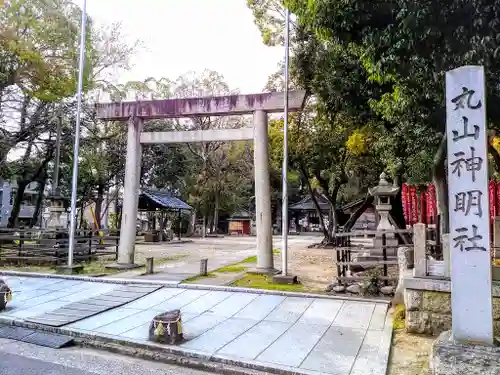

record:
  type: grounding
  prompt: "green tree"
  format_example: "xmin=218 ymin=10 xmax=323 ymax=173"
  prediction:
xmin=286 ymin=0 xmax=500 ymax=233
xmin=115 ymin=71 xmax=255 ymax=233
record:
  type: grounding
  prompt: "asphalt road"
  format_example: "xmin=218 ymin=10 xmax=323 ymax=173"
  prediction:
xmin=0 ymin=352 xmax=95 ymax=375
xmin=0 ymin=339 xmax=214 ymax=375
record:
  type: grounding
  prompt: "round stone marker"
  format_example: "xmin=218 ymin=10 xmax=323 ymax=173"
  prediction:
xmin=0 ymin=280 xmax=12 ymax=311
xmin=149 ymin=309 xmax=183 ymax=345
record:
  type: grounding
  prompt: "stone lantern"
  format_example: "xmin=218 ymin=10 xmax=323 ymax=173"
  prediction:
xmin=46 ymin=188 xmax=68 ymax=229
xmin=369 ymin=172 xmax=400 ymax=254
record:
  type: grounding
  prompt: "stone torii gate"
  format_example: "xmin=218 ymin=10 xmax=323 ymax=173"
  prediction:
xmin=96 ymin=90 xmax=306 ymax=272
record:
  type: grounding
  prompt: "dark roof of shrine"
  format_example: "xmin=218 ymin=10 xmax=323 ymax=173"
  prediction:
xmin=138 ymin=189 xmax=192 ymax=211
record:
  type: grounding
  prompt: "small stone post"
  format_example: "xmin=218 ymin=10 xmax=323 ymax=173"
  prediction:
xmin=145 ymin=257 xmax=154 ymax=275
xmin=413 ymin=223 xmax=427 ymax=277
xmin=200 ymin=258 xmax=208 ymax=276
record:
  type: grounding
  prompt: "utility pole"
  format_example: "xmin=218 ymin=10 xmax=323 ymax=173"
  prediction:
xmin=66 ymin=0 xmax=87 ymax=272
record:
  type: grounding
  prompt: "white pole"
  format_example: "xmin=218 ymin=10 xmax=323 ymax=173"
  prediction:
xmin=67 ymin=0 xmax=87 ymax=267
xmin=281 ymin=8 xmax=290 ymax=276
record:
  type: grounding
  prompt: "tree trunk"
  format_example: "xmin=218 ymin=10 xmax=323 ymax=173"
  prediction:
xmin=213 ymin=191 xmax=219 ymax=234
xmin=327 ymin=183 xmax=342 ymax=235
xmin=8 ymin=180 xmax=28 ymax=228
xmin=8 ymin=137 xmax=53 ymax=228
xmin=95 ymin=184 xmax=105 ymax=229
xmin=433 ymin=134 xmax=449 ymax=234
xmin=31 ymin=179 xmax=46 ymax=228
xmin=299 ymin=163 xmax=330 ymax=241
xmin=79 ymin=203 xmax=85 ymax=228
xmin=344 ymin=194 xmax=374 ymax=232
xmin=187 ymin=211 xmax=196 ymax=236
xmin=315 ymin=171 xmax=343 ymax=238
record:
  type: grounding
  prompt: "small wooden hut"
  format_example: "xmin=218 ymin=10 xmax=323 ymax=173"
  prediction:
xmin=227 ymin=209 xmax=253 ymax=236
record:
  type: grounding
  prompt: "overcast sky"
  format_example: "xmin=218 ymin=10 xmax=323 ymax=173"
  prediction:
xmin=73 ymin=0 xmax=284 ymax=93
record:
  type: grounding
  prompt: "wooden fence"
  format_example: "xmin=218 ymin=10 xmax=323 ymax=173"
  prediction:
xmin=333 ymin=228 xmax=414 ymax=286
xmin=0 ymin=228 xmax=120 ymax=265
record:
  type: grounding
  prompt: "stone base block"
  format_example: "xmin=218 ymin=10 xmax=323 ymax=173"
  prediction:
xmin=430 ymin=331 xmax=500 ymax=375
xmin=104 ymin=263 xmax=142 ymax=270
xmin=57 ymin=264 xmax=84 ymax=275
xmin=272 ymin=274 xmax=298 ymax=284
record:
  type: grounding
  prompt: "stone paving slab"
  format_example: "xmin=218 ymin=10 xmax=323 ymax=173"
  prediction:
xmin=0 ymin=275 xmax=393 ymax=375
xmin=0 ymin=276 xmax=163 ymax=328
xmin=26 ymin=283 xmax=163 ymax=327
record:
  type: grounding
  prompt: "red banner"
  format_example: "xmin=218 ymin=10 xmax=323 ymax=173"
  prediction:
xmin=490 ymin=181 xmax=497 ymax=223
xmin=409 ymin=185 xmax=419 ymax=225
xmin=427 ymin=184 xmax=436 ymax=224
xmin=496 ymin=182 xmax=500 ymax=217
xmin=402 ymin=184 xmax=410 ymax=225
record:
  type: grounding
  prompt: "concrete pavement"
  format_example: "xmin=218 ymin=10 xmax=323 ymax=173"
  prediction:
xmin=0 ymin=338 xmax=216 ymax=375
xmin=0 ymin=274 xmax=392 ymax=375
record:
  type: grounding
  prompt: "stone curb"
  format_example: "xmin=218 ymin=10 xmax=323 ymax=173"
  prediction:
xmin=0 ymin=316 xmax=318 ymax=375
xmin=0 ymin=270 xmax=390 ymax=304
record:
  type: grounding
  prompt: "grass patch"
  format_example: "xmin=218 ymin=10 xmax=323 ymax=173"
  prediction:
xmin=232 ymin=273 xmax=308 ymax=292
xmin=183 ymin=273 xmax=217 ymax=283
xmin=0 ymin=265 xmax=57 ymax=274
xmin=77 ymin=261 xmax=120 ymax=276
xmin=240 ymin=255 xmax=257 ymax=263
xmin=392 ymin=304 xmax=406 ymax=329
xmin=238 ymin=250 xmax=279 ymax=265
xmin=0 ymin=261 xmax=119 ymax=276
xmin=214 ymin=265 xmax=247 ymax=273
xmin=0 ymin=254 xmax=187 ymax=277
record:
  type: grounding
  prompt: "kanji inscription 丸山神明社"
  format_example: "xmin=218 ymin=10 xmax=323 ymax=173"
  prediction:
xmin=445 ymin=65 xmax=493 ymax=345
xmin=449 ymin=90 xmax=486 ymax=251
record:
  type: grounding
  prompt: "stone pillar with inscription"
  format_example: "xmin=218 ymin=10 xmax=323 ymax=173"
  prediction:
xmin=430 ymin=66 xmax=499 ymax=375
xmin=446 ymin=66 xmax=493 ymax=345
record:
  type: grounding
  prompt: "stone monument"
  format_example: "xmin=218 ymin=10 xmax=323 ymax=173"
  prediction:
xmin=46 ymin=188 xmax=67 ymax=229
xmin=430 ymin=66 xmax=499 ymax=374
xmin=369 ymin=172 xmax=400 ymax=255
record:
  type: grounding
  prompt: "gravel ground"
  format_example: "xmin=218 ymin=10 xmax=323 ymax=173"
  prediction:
xmin=387 ymin=330 xmax=434 ymax=375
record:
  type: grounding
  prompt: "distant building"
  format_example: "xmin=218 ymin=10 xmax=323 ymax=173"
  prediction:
xmin=228 ymin=209 xmax=254 ymax=236
xmin=0 ymin=180 xmax=41 ymax=227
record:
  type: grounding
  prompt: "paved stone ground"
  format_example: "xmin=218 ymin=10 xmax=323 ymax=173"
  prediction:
xmin=0 ymin=276 xmax=392 ymax=375
xmin=112 ymin=235 xmax=321 ymax=282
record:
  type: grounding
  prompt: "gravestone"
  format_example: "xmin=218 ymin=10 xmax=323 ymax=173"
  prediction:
xmin=446 ymin=65 xmax=493 ymax=345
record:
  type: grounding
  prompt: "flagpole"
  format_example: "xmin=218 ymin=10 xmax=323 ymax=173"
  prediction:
xmin=281 ymin=7 xmax=290 ymax=276
xmin=67 ymin=0 xmax=87 ymax=267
